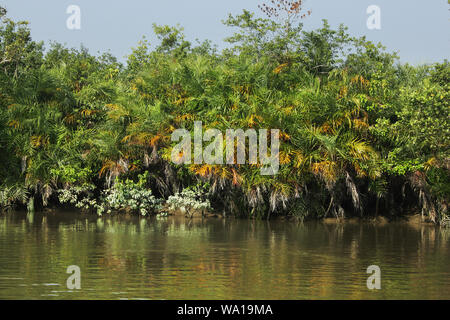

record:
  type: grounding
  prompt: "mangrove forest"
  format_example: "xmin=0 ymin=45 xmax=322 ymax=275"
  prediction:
xmin=0 ymin=3 xmax=449 ymax=224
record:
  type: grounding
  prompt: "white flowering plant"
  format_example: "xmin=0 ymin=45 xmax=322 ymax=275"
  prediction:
xmin=58 ymin=172 xmax=162 ymax=216
xmin=58 ymin=183 xmax=98 ymax=212
xmin=167 ymin=183 xmax=211 ymax=218
xmin=97 ymin=172 xmax=162 ymax=216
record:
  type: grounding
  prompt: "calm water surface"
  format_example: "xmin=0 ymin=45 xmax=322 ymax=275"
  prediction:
xmin=0 ymin=211 xmax=449 ymax=300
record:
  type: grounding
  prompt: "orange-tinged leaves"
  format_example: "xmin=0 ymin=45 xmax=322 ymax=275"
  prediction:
xmin=339 ymin=86 xmax=348 ymax=98
xmin=192 ymin=164 xmax=213 ymax=177
xmin=149 ymin=134 xmax=162 ymax=147
xmin=30 ymin=135 xmax=48 ymax=148
xmin=293 ymin=151 xmax=305 ymax=169
xmin=175 ymin=113 xmax=194 ymax=122
xmin=231 ymin=168 xmax=242 ymax=186
xmin=64 ymin=114 xmax=76 ymax=125
xmin=351 ymin=75 xmax=369 ymax=88
xmin=81 ymin=109 xmax=98 ymax=117
xmin=121 ymin=135 xmax=133 ymax=143
xmin=353 ymin=118 xmax=369 ymax=130
xmin=215 ymin=166 xmax=230 ymax=179
xmin=311 ymin=161 xmax=338 ymax=182
xmin=279 ymin=131 xmax=291 ymax=141
xmin=8 ymin=120 xmax=20 ymax=129
xmin=247 ymin=114 xmax=263 ymax=128
xmin=174 ymin=97 xmax=191 ymax=106
xmin=99 ymin=160 xmax=127 ymax=178
xmin=279 ymin=151 xmax=291 ymax=165
xmin=273 ymin=63 xmax=289 ymax=74
xmin=424 ymin=157 xmax=437 ymax=171
xmin=319 ymin=123 xmax=333 ymax=134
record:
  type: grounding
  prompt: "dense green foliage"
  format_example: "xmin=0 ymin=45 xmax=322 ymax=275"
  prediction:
xmin=0 ymin=6 xmax=448 ymax=223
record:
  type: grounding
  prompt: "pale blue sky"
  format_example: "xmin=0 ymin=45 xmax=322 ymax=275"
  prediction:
xmin=1 ymin=0 xmax=449 ymax=64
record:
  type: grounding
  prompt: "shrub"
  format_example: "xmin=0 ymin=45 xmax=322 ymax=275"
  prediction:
xmin=97 ymin=172 xmax=162 ymax=216
xmin=167 ymin=184 xmax=211 ymax=217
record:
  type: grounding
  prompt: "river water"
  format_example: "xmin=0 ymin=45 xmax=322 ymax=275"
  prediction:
xmin=0 ymin=211 xmax=449 ymax=300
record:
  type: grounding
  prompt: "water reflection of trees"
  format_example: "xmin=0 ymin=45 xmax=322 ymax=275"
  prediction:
xmin=0 ymin=212 xmax=449 ymax=299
